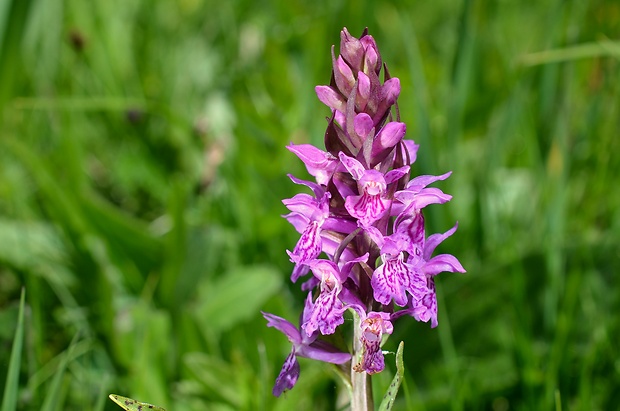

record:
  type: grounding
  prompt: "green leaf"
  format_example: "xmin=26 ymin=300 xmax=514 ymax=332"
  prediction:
xmin=194 ymin=265 xmax=282 ymax=334
xmin=108 ymin=394 xmax=166 ymax=411
xmin=378 ymin=341 xmax=405 ymax=411
xmin=0 ymin=0 xmax=33 ymax=114
xmin=183 ymin=353 xmax=242 ymax=408
xmin=0 ymin=218 xmax=66 ymax=271
xmin=1 ymin=288 xmax=25 ymax=411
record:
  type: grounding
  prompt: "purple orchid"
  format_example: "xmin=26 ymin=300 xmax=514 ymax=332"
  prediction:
xmin=265 ymin=27 xmax=465 ymax=400
xmin=413 ymin=223 xmax=466 ymax=277
xmin=282 ymin=178 xmax=331 ymax=282
xmin=338 ymin=152 xmax=409 ymax=228
xmin=364 ymin=219 xmax=427 ymax=307
xmin=302 ymin=253 xmax=369 ymax=336
xmin=262 ymin=294 xmax=351 ymax=396
xmin=353 ymin=311 xmax=394 ymax=374
xmin=392 ymin=223 xmax=466 ymax=327
xmin=392 ymin=172 xmax=453 ymax=217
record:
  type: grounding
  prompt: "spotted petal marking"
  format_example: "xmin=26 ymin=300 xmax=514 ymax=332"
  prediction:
xmin=345 ymin=192 xmax=390 ymax=227
xmin=371 ymin=253 xmax=411 ymax=306
xmin=302 ymin=287 xmax=345 ymax=336
xmin=412 ymin=278 xmax=439 ymax=328
xmin=272 ymin=350 xmax=300 ymax=397
xmin=287 ymin=221 xmax=322 ymax=282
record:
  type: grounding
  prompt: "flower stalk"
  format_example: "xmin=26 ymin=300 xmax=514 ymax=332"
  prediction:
xmin=351 ymin=311 xmax=373 ymax=411
xmin=263 ymin=27 xmax=465 ymax=408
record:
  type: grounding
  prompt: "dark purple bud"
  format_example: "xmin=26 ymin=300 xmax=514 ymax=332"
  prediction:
xmin=372 ymin=77 xmax=401 ymax=124
xmin=339 ymin=27 xmax=364 ymax=72
xmin=356 ymin=71 xmax=371 ymax=111
xmin=315 ymin=85 xmax=346 ymax=114
xmin=360 ymin=35 xmax=381 ymax=75
xmin=371 ymin=121 xmax=406 ymax=166
xmin=353 ymin=113 xmax=374 ymax=141
xmin=332 ymin=51 xmax=355 ymax=97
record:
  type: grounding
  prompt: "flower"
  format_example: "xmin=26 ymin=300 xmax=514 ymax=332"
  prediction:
xmin=338 ymin=152 xmax=409 ymax=227
xmin=262 ymin=294 xmax=351 ymax=396
xmin=392 ymin=223 xmax=466 ymax=327
xmin=392 ymin=172 xmax=453 ymax=217
xmin=353 ymin=311 xmax=393 ymax=374
xmin=364 ymin=220 xmax=427 ymax=307
xmin=302 ymin=253 xmax=368 ymax=336
xmin=282 ymin=179 xmax=331 ymax=282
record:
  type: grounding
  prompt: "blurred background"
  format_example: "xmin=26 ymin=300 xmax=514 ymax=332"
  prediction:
xmin=1 ymin=0 xmax=619 ymax=410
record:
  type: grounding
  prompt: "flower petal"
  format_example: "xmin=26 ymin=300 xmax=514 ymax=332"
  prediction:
xmin=394 ymin=212 xmax=425 ymax=255
xmin=340 ymin=27 xmax=364 ymax=71
xmin=354 ymin=312 xmax=393 ymax=374
xmin=338 ymin=152 xmax=366 ymax=181
xmin=282 ymin=193 xmax=324 ymax=221
xmin=290 ymin=263 xmax=310 ymax=283
xmin=287 ymin=143 xmax=338 ymax=186
xmin=262 ymin=312 xmax=302 ymax=345
xmin=273 ymin=350 xmax=300 ymax=397
xmin=356 ymin=338 xmax=385 ymax=374
xmin=384 ymin=165 xmax=410 ymax=185
xmin=287 ymin=174 xmax=326 ymax=199
xmin=302 ymin=288 xmax=345 ymax=336
xmin=288 ymin=221 xmax=322 ymax=264
xmin=423 ymin=254 xmax=466 ymax=276
xmin=345 ymin=193 xmax=390 ymax=227
xmin=405 ymin=172 xmax=452 ymax=193
xmin=361 ymin=35 xmax=380 ymax=74
xmin=395 ymin=187 xmax=452 ymax=211
xmin=299 ymin=340 xmax=351 ymax=364
xmin=415 ymin=300 xmax=437 ymax=328
xmin=423 ymin=222 xmax=458 ymax=260
xmin=371 ymin=254 xmax=411 ymax=306
xmin=381 ymin=77 xmax=400 ymax=106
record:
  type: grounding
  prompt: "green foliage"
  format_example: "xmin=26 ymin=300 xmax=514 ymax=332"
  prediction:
xmin=1 ymin=0 xmax=619 ymax=410
xmin=378 ymin=341 xmax=405 ymax=411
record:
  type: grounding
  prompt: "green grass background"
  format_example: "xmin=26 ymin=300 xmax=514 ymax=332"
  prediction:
xmin=1 ymin=0 xmax=619 ymax=410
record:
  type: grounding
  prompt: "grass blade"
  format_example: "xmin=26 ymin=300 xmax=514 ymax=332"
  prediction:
xmin=1 ymin=288 xmax=26 ymax=411
xmin=39 ymin=333 xmax=80 ymax=411
xmin=519 ymin=39 xmax=620 ymax=66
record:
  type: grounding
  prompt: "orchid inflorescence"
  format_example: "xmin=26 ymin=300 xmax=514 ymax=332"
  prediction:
xmin=262 ymin=27 xmax=465 ymax=397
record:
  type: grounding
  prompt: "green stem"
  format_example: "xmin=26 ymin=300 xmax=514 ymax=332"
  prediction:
xmin=351 ymin=312 xmax=373 ymax=411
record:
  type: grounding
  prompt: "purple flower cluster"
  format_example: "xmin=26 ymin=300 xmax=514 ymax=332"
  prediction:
xmin=263 ymin=27 xmax=465 ymax=397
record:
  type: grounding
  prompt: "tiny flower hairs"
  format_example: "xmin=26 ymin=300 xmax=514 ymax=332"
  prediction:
xmin=263 ymin=27 xmax=465 ymax=405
